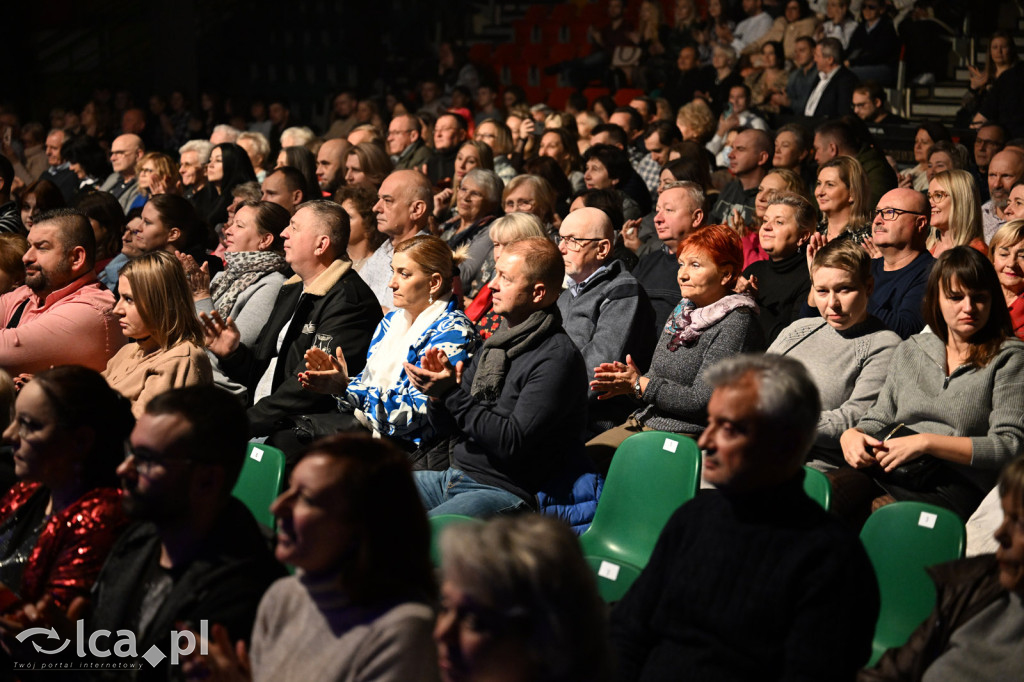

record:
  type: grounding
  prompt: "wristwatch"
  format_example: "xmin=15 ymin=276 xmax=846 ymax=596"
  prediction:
xmin=633 ymin=375 xmax=643 ymax=400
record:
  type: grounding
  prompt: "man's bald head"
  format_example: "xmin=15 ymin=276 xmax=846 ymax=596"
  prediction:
xmin=558 ymin=207 xmax=614 ymax=283
xmin=374 ymin=169 xmax=433 ymax=239
xmin=316 ymin=138 xmax=351 ymax=193
xmin=988 ymin=149 xmax=1024 ymax=211
xmin=872 ymin=188 xmax=930 ymax=251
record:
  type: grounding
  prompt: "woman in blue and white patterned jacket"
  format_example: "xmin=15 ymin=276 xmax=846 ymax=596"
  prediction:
xmin=300 ymin=235 xmax=479 ymax=465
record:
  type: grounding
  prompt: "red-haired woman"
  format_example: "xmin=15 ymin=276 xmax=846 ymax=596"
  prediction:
xmin=586 ymin=224 xmax=765 ymax=470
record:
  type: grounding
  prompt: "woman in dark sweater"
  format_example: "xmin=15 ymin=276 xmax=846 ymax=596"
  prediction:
xmin=739 ymin=190 xmax=815 ymax=344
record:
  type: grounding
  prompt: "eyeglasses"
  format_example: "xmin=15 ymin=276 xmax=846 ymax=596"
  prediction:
xmin=557 ymin=235 xmax=604 ymax=251
xmin=476 ymin=132 xmax=497 ymax=141
xmin=124 ymin=442 xmax=193 ymax=475
xmin=927 ymin=191 xmax=949 ymax=202
xmin=504 ymin=198 xmax=535 ymax=212
xmin=138 ymin=167 xmax=157 ymax=175
xmin=873 ymin=208 xmax=927 ymax=221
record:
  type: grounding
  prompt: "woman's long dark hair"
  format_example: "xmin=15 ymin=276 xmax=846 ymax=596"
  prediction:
xmin=922 ymin=246 xmax=1013 ymax=367
xmin=33 ymin=365 xmax=134 ymax=489
xmin=203 ymin=143 xmax=257 ymax=227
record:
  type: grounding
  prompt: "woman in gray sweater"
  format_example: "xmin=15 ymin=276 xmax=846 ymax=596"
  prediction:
xmin=769 ymin=239 xmax=900 ymax=465
xmin=839 ymin=247 xmax=1024 ymax=521
xmin=587 ymin=224 xmax=764 ymax=471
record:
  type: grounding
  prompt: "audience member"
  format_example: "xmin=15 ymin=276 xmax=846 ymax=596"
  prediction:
xmin=202 ymin=201 xmax=381 ymax=450
xmin=838 ymin=247 xmax=1024 ymax=523
xmin=103 ymin=251 xmax=212 ymax=417
xmin=587 ymin=225 xmax=764 ymax=472
xmin=335 ymin=184 xmax=386 ymax=273
xmin=814 ymin=156 xmax=873 ymax=244
xmin=982 ymin=148 xmax=1024 ymax=243
xmin=42 ymin=129 xmax=78 ymax=202
xmin=865 ymin=188 xmax=935 ymax=338
xmin=928 ymin=169 xmax=987 ymax=257
xmin=194 ymin=142 xmax=258 ymax=229
xmin=989 ymin=219 xmax=1024 ymax=340
xmin=261 ymin=167 xmax=309 ymax=215
xmin=314 ymin=138 xmax=350 ymax=196
xmin=710 ymin=128 xmax=772 ymax=226
xmin=741 ymin=191 xmax=815 ymax=344
xmin=784 ymin=36 xmax=819 ymax=115
xmin=98 ymin=134 xmax=144 ymax=212
xmin=439 ymin=168 xmax=503 ymax=300
xmin=72 ymin=189 xmax=126 ymax=289
xmin=236 ymin=131 xmax=271 ymax=183
xmin=0 ymin=209 xmax=122 ymax=374
xmin=129 ymin=151 xmax=180 ymax=210
xmin=899 ymin=122 xmax=951 ymax=193
xmin=0 ymin=234 xmax=27 ymax=295
xmin=300 ymin=235 xmax=477 ymax=467
xmin=852 ymin=82 xmax=907 ymax=126
xmin=557 ymin=208 xmax=655 ymax=437
xmin=426 ymin=113 xmax=468 ymax=187
xmin=406 ymin=238 xmax=588 ymax=517
xmin=769 ymin=239 xmax=899 ymax=464
xmin=179 ymin=139 xmax=212 ymax=200
xmin=0 ymin=366 xmax=131 ymax=622
xmin=388 ymin=114 xmax=432 ymax=172
xmin=436 ymin=515 xmax=609 ymax=682
xmin=188 ymin=434 xmax=439 ymax=682
xmin=611 ymin=353 xmax=879 ymax=680
xmin=804 ymin=37 xmax=858 ymax=119
xmin=344 ymin=142 xmax=393 ymax=192
xmin=813 ymin=119 xmax=897 ymax=207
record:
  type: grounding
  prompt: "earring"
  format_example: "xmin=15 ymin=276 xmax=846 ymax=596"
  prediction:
xmin=429 ymin=294 xmax=434 ymax=304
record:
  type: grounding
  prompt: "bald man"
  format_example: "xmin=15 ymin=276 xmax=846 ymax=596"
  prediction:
xmin=557 ymin=207 xmax=656 ymax=437
xmin=316 ymin=138 xmax=350 ymax=195
xmin=867 ymin=188 xmax=935 ymax=338
xmin=99 ymin=133 xmax=145 ymax=212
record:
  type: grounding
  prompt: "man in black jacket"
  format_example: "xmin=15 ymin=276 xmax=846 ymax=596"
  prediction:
xmin=406 ymin=237 xmax=589 ymax=517
xmin=202 ymin=200 xmax=382 ymax=449
xmin=804 ymin=38 xmax=859 ymax=119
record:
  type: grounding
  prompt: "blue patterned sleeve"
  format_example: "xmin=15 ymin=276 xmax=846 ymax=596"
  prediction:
xmin=346 ymin=309 xmax=480 ymax=444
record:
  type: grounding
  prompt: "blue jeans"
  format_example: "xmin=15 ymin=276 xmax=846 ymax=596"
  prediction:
xmin=414 ymin=468 xmax=527 ymax=518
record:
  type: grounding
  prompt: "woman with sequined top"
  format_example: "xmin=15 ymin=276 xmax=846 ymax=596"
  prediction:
xmin=0 ymin=366 xmax=133 ymax=616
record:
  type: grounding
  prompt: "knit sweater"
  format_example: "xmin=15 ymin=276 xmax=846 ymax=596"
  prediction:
xmin=249 ymin=575 xmax=438 ymax=682
xmin=743 ymin=250 xmax=811 ymax=345
xmin=611 ymin=474 xmax=879 ymax=681
xmin=857 ymin=333 xmax=1024 ymax=494
xmin=635 ymin=306 xmax=764 ymax=434
xmin=768 ymin=316 xmax=899 ymax=456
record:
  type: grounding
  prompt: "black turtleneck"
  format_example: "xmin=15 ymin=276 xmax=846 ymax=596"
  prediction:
xmin=743 ymin=249 xmax=811 ymax=345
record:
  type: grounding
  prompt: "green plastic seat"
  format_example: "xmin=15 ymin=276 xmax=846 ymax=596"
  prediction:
xmin=231 ymin=442 xmax=286 ymax=530
xmin=429 ymin=514 xmax=480 ymax=567
xmin=802 ymin=466 xmax=832 ymax=510
xmin=860 ymin=501 xmax=965 ymax=666
xmin=579 ymin=431 xmax=701 ymax=602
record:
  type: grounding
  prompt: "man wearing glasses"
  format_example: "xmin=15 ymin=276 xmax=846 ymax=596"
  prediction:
xmin=98 ymin=134 xmax=144 ymax=212
xmin=866 ymin=188 xmax=934 ymax=338
xmin=387 ymin=114 xmax=431 ymax=171
xmin=557 ymin=207 xmax=655 ymax=437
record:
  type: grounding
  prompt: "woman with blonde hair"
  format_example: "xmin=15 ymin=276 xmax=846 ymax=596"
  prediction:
xmin=814 ymin=156 xmax=872 ymax=244
xmin=989 ymin=219 xmax=1024 ymax=339
xmin=745 ymin=168 xmax=809 ymax=268
xmin=502 ymin=174 xmax=557 ymax=228
xmin=928 ymin=169 xmax=986 ymax=257
xmin=474 ymin=119 xmax=516 ymax=182
xmin=130 ymin=152 xmax=181 ymax=210
xmin=676 ymin=98 xmax=716 ymax=143
xmin=300 ymin=235 xmax=478 ymax=465
xmin=103 ymin=250 xmax=212 ymax=417
xmin=344 ymin=142 xmax=393 ymax=191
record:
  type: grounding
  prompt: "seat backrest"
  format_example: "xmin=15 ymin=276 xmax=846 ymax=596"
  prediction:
xmin=860 ymin=501 xmax=966 ymax=664
xmin=231 ymin=443 xmax=286 ymax=529
xmin=580 ymin=431 xmax=701 ymax=569
xmin=429 ymin=514 xmax=481 ymax=567
xmin=802 ymin=466 xmax=832 ymax=511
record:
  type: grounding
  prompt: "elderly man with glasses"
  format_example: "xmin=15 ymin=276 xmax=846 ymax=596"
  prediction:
xmin=556 ymin=207 xmax=655 ymax=437
xmin=98 ymin=134 xmax=144 ymax=212
xmin=864 ymin=187 xmax=935 ymax=338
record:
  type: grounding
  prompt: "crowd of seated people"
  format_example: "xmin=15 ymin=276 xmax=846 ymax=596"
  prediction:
xmin=0 ymin=0 xmax=1022 ymax=677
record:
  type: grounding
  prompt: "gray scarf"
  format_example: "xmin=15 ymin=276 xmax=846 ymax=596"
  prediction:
xmin=211 ymin=250 xmax=288 ymax=319
xmin=470 ymin=306 xmax=560 ymax=400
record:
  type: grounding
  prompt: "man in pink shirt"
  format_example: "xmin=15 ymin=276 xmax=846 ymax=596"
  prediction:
xmin=0 ymin=209 xmax=123 ymax=374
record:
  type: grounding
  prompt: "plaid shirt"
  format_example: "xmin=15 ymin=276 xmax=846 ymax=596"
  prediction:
xmin=629 ymin=146 xmax=661 ymax=200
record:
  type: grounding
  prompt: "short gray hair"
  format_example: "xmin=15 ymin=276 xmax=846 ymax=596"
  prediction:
xmin=210 ymin=124 xmax=241 ymax=143
xmin=237 ymin=131 xmax=270 ymax=161
xmin=662 ymin=180 xmax=705 ymax=211
xmin=179 ymin=139 xmax=213 ymax=165
xmin=462 ymin=168 xmax=504 ymax=213
xmin=280 ymin=126 xmax=316 ymax=148
xmin=704 ymin=353 xmax=821 ymax=460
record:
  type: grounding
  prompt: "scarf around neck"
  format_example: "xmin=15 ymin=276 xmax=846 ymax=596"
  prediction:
xmin=470 ymin=306 xmax=560 ymax=400
xmin=211 ymin=250 xmax=288 ymax=319
xmin=665 ymin=293 xmax=758 ymax=351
